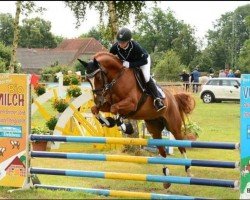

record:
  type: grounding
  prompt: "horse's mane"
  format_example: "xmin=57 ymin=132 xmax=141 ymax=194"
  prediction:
xmin=94 ymin=52 xmax=121 ymax=63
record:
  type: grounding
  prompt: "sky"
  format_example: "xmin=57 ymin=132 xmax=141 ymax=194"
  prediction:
xmin=0 ymin=1 xmax=249 ymax=42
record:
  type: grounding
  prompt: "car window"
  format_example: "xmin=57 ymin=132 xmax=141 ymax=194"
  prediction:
xmin=221 ymin=80 xmax=231 ymax=86
xmin=221 ymin=79 xmax=239 ymax=86
xmin=207 ymin=80 xmax=220 ymax=86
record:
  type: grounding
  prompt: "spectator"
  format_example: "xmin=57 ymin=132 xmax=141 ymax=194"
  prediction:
xmin=191 ymin=67 xmax=200 ymax=93
xmin=224 ymin=67 xmax=229 ymax=77
xmin=179 ymin=69 xmax=190 ymax=91
xmin=209 ymin=67 xmax=215 ymax=77
xmin=227 ymin=70 xmax=235 ymax=78
xmin=234 ymin=70 xmax=241 ymax=78
xmin=219 ymin=69 xmax=226 ymax=77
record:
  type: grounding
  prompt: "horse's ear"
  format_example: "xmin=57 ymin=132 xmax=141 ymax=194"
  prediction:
xmin=93 ymin=58 xmax=99 ymax=67
xmin=77 ymin=59 xmax=88 ymax=68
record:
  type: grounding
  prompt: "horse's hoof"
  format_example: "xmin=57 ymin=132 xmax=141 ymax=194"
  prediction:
xmin=186 ymin=168 xmax=194 ymax=177
xmin=163 ymin=182 xmax=171 ymax=189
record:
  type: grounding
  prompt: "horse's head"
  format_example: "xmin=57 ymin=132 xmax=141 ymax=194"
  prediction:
xmin=78 ymin=52 xmax=124 ymax=109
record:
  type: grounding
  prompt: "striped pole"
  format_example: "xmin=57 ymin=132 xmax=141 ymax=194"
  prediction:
xmin=31 ymin=151 xmax=239 ymax=169
xmin=34 ymin=184 xmax=207 ymax=200
xmin=30 ymin=167 xmax=239 ymax=188
xmin=30 ymin=135 xmax=240 ymax=150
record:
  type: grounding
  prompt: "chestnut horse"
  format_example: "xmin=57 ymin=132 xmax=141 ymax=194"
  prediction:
xmin=79 ymin=52 xmax=195 ymax=188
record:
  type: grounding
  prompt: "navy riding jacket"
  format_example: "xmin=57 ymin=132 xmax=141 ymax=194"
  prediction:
xmin=109 ymin=40 xmax=148 ymax=68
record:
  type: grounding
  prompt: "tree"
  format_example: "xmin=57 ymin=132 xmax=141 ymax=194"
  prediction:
xmin=133 ymin=7 xmax=198 ymax=66
xmin=153 ymin=50 xmax=183 ymax=81
xmin=172 ymin=23 xmax=198 ymax=66
xmin=134 ymin=8 xmax=179 ymax=53
xmin=0 ymin=13 xmax=14 ymax=46
xmin=0 ymin=42 xmax=11 ymax=72
xmin=238 ymin=39 xmax=250 ymax=73
xmin=65 ymin=1 xmax=148 ymax=42
xmin=9 ymin=1 xmax=45 ymax=73
xmin=205 ymin=4 xmax=250 ymax=70
xmin=19 ymin=17 xmax=57 ymax=48
xmin=189 ymin=50 xmax=213 ymax=73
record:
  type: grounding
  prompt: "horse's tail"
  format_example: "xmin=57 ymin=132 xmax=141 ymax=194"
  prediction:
xmin=174 ymin=92 xmax=196 ymax=129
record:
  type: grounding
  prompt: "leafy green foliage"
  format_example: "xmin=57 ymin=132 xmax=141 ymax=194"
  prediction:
xmin=34 ymin=84 xmax=46 ymax=96
xmin=183 ymin=121 xmax=202 ymax=138
xmin=46 ymin=116 xmax=58 ymax=131
xmin=0 ymin=41 xmax=11 ymax=72
xmin=189 ymin=50 xmax=213 ymax=72
xmin=52 ymin=99 xmax=69 ymax=113
xmin=134 ymin=7 xmax=198 ymax=66
xmin=70 ymin=74 xmax=80 ymax=85
xmin=238 ymin=39 xmax=250 ymax=73
xmin=40 ymin=65 xmax=73 ymax=82
xmin=67 ymin=85 xmax=82 ymax=98
xmin=31 ymin=126 xmax=49 ymax=135
xmin=0 ymin=13 xmax=14 ymax=46
xmin=153 ymin=50 xmax=182 ymax=81
xmin=65 ymin=1 xmax=147 ymax=41
xmin=205 ymin=4 xmax=250 ymax=70
xmin=19 ymin=17 xmax=58 ymax=48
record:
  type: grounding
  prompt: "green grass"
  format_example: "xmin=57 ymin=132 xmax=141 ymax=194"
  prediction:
xmin=0 ymin=93 xmax=241 ymax=199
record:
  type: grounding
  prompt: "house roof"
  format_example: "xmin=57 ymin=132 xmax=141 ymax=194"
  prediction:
xmin=5 ymin=156 xmax=25 ymax=170
xmin=17 ymin=37 xmax=108 ymax=70
xmin=17 ymin=48 xmax=76 ymax=69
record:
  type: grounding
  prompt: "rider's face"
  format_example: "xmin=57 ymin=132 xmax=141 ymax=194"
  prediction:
xmin=118 ymin=41 xmax=129 ymax=49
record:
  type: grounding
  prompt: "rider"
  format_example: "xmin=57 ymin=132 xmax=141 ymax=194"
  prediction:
xmin=109 ymin=27 xmax=166 ymax=112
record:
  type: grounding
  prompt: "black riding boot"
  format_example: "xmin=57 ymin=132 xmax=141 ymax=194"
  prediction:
xmin=146 ymin=78 xmax=166 ymax=111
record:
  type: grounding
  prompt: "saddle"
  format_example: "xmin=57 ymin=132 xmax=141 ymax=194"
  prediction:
xmin=132 ymin=68 xmax=165 ymax=99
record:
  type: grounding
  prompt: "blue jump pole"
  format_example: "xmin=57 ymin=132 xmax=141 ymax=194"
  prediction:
xmin=31 ymin=151 xmax=239 ymax=169
xmin=34 ymin=184 xmax=207 ymax=200
xmin=30 ymin=135 xmax=240 ymax=150
xmin=30 ymin=167 xmax=239 ymax=188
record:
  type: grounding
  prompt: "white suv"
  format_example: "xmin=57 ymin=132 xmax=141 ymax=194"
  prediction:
xmin=200 ymin=77 xmax=241 ymax=103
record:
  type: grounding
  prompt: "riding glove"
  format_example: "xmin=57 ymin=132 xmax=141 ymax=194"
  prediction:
xmin=123 ymin=61 xmax=130 ymax=68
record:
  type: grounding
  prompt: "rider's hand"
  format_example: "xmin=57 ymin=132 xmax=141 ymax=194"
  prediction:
xmin=123 ymin=61 xmax=130 ymax=68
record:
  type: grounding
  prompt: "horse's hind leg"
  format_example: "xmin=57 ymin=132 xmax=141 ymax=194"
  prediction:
xmin=170 ymin=126 xmax=193 ymax=177
xmin=145 ymin=118 xmax=171 ymax=189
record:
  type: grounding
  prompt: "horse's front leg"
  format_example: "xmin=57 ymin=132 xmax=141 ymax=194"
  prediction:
xmin=110 ymin=97 xmax=136 ymax=115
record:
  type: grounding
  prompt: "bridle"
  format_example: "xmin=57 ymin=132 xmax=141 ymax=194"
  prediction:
xmin=85 ymin=61 xmax=126 ymax=108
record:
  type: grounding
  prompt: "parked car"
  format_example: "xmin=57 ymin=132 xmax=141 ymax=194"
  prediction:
xmin=200 ymin=77 xmax=241 ymax=103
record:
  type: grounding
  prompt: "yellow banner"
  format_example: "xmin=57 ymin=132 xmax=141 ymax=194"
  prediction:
xmin=0 ymin=74 xmax=30 ymax=188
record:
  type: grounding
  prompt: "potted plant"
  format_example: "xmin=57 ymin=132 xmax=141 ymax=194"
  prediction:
xmin=31 ymin=126 xmax=51 ymax=151
xmin=67 ymin=85 xmax=82 ymax=98
xmin=46 ymin=116 xmax=58 ymax=131
xmin=34 ymin=84 xmax=46 ymax=96
xmin=63 ymin=75 xmax=71 ymax=86
xmin=69 ymin=74 xmax=80 ymax=85
xmin=52 ymin=99 xmax=69 ymax=113
xmin=183 ymin=121 xmax=202 ymax=141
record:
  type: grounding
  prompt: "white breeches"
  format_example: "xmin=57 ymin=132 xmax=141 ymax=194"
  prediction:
xmin=141 ymin=56 xmax=151 ymax=83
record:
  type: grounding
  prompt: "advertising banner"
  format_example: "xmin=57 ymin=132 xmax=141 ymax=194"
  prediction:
xmin=240 ymin=74 xmax=250 ymax=199
xmin=0 ymin=74 xmax=30 ymax=188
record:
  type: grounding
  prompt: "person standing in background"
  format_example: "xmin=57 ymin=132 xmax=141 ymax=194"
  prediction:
xmin=191 ymin=67 xmax=200 ymax=93
xmin=179 ymin=69 xmax=190 ymax=91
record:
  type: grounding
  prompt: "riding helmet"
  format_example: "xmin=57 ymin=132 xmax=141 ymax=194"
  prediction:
xmin=116 ymin=27 xmax=132 ymax=42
